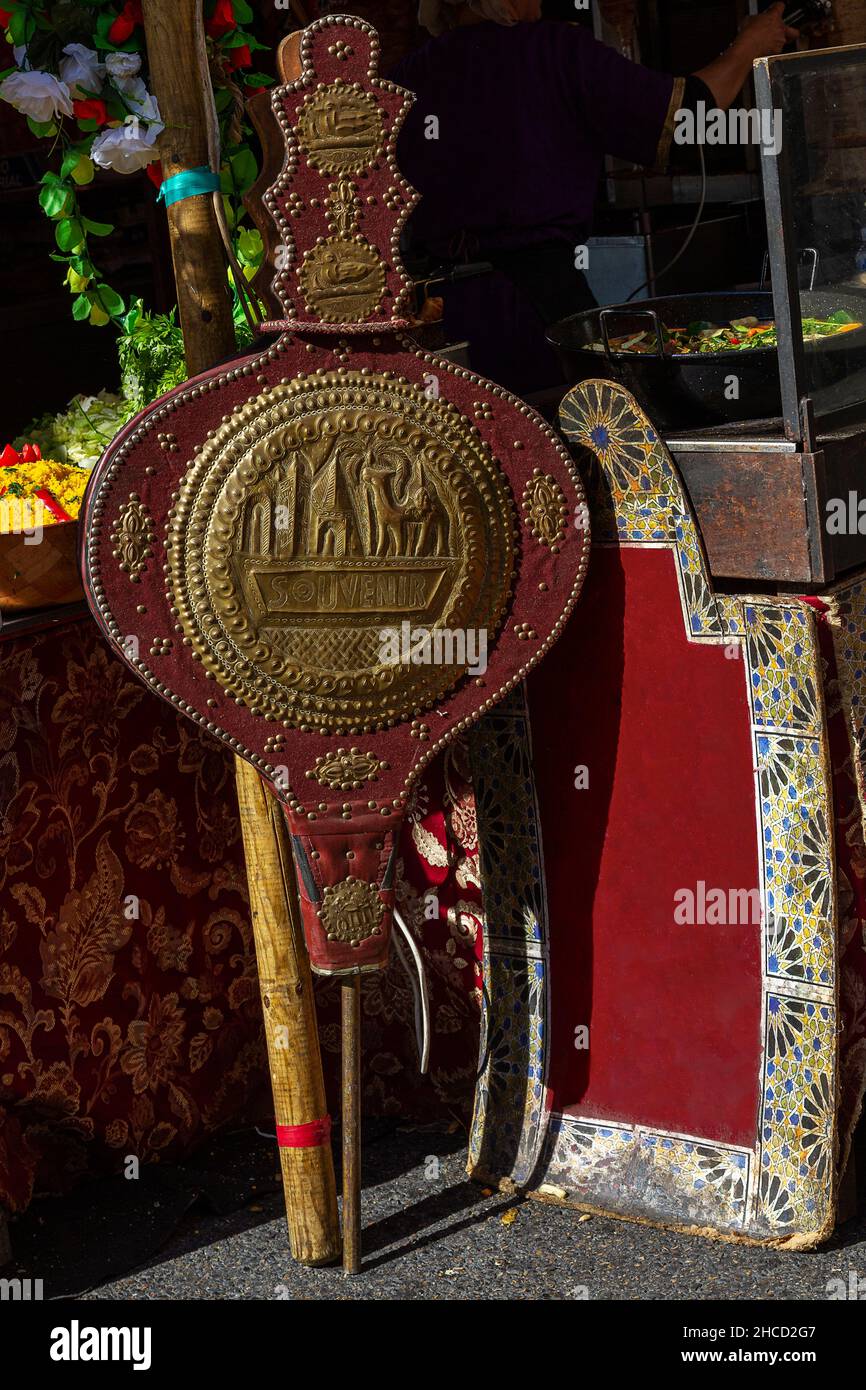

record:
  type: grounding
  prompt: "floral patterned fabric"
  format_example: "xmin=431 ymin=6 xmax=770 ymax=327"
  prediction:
xmin=0 ymin=620 xmax=482 ymax=1216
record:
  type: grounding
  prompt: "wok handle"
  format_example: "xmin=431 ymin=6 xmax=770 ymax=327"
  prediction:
xmin=760 ymin=246 xmax=818 ymax=291
xmin=599 ymin=307 xmax=666 ymax=359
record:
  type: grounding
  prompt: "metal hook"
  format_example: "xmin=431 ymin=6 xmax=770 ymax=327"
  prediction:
xmin=392 ymin=906 xmax=431 ymax=1074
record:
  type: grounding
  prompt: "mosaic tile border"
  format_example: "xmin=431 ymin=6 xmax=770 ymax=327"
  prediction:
xmin=469 ymin=379 xmax=838 ymax=1243
xmin=822 ymin=574 xmax=866 ymax=1180
xmin=468 ymin=688 xmax=549 ymax=1186
xmin=827 ymin=575 xmax=866 ymax=830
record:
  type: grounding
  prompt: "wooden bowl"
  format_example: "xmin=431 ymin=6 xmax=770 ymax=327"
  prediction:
xmin=0 ymin=517 xmax=83 ymax=613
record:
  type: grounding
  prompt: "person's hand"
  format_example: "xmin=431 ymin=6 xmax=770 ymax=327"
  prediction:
xmin=734 ymin=2 xmax=799 ymax=58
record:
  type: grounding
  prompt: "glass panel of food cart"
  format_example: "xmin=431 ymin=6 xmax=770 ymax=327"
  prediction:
xmin=759 ymin=46 xmax=866 ymax=434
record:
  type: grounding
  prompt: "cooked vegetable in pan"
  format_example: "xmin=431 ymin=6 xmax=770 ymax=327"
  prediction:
xmin=592 ymin=309 xmax=862 ymax=355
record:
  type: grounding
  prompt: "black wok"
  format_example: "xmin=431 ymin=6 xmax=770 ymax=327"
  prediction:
xmin=547 ymin=289 xmax=866 ymax=431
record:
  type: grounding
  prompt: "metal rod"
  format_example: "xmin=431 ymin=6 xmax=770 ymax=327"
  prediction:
xmin=341 ymin=975 xmax=362 ymax=1275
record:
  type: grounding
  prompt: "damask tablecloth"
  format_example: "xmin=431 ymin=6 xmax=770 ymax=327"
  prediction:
xmin=0 ymin=619 xmax=482 ymax=1215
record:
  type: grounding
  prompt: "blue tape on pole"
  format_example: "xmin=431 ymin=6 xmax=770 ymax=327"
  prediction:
xmin=157 ymin=166 xmax=222 ymax=208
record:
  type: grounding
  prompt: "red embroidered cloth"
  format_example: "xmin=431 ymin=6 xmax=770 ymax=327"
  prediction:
xmin=0 ymin=619 xmax=482 ymax=1215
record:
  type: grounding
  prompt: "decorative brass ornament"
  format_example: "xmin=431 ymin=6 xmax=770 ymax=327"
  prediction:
xmin=320 ymin=877 xmax=384 ymax=946
xmin=298 ymin=235 xmax=385 ymax=322
xmin=326 ymin=177 xmax=360 ymax=238
xmin=165 ymin=372 xmax=515 ymax=733
xmin=307 ymin=747 xmax=386 ymax=790
xmin=522 ymin=471 xmax=568 ymax=550
xmin=112 ymin=493 xmax=155 ymax=582
xmin=295 ymin=84 xmax=384 ymax=176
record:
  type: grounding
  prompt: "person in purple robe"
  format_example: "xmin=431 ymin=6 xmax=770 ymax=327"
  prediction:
xmin=391 ymin=1 xmax=798 ymax=394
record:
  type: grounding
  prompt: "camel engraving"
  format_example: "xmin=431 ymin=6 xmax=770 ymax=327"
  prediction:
xmin=361 ymin=455 xmax=444 ymax=557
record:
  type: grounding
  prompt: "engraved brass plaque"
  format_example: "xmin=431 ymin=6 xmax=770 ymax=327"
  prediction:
xmin=320 ymin=878 xmax=384 ymax=946
xmin=166 ymin=373 xmax=515 ymax=733
xmin=298 ymin=236 xmax=385 ymax=322
xmin=296 ymin=84 xmax=384 ymax=175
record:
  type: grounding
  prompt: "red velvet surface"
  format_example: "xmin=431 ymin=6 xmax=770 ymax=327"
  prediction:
xmin=82 ymin=337 xmax=585 ymax=977
xmin=268 ymin=23 xmax=418 ymax=326
xmin=81 ymin=14 xmax=588 ymax=976
xmin=527 ymin=546 xmax=763 ymax=1146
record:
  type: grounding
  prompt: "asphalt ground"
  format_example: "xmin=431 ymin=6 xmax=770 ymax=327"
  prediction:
xmin=8 ymin=1122 xmax=866 ymax=1302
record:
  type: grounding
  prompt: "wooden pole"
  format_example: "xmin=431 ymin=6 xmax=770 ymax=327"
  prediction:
xmin=236 ymin=761 xmax=341 ymax=1265
xmin=141 ymin=0 xmax=340 ymax=1264
xmin=141 ymin=0 xmax=236 ymax=373
xmin=247 ymin=29 xmax=366 ymax=1274
xmin=341 ymin=977 xmax=362 ymax=1275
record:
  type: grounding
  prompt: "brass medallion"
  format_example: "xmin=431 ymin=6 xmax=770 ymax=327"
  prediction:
xmin=320 ymin=878 xmax=384 ymax=946
xmin=298 ymin=236 xmax=385 ymax=322
xmin=112 ymin=493 xmax=155 ymax=582
xmin=295 ymin=84 xmax=384 ymax=175
xmin=166 ymin=373 xmax=515 ymax=733
xmin=307 ymin=748 xmax=385 ymax=790
xmin=522 ymin=471 xmax=568 ymax=550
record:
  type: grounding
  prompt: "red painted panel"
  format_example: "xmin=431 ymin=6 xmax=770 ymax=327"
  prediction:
xmin=527 ymin=546 xmax=762 ymax=1146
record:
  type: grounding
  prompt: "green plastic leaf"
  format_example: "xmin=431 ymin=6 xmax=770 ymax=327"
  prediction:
xmin=230 ymin=148 xmax=258 ymax=193
xmin=82 ymin=218 xmax=114 ymax=237
xmin=237 ymin=227 xmax=262 ymax=265
xmin=39 ymin=183 xmax=71 ymax=217
xmin=103 ymin=91 xmax=128 ymax=121
xmin=72 ymin=293 xmax=91 ymax=321
xmin=9 ymin=9 xmax=36 ymax=46
xmin=95 ymin=284 xmax=125 ymax=316
xmin=232 ymin=0 xmax=254 ymax=20
xmin=221 ymin=32 xmax=268 ymax=52
xmin=60 ymin=151 xmax=82 ymax=180
xmin=55 ymin=218 xmax=85 ymax=252
xmin=70 ymin=155 xmax=95 ymax=186
xmin=26 ymin=117 xmax=58 ymax=138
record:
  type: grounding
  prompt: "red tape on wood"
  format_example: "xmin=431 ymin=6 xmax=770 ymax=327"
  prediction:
xmin=276 ymin=1116 xmax=332 ymax=1149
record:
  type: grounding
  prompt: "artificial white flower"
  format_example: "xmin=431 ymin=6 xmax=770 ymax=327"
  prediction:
xmin=111 ymin=73 xmax=162 ymax=125
xmin=105 ymin=52 xmax=142 ymax=81
xmin=59 ymin=44 xmax=105 ymax=98
xmin=0 ymin=70 xmax=74 ymax=123
xmin=91 ymin=120 xmax=163 ymax=174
